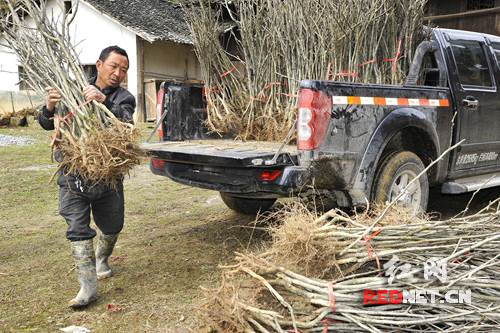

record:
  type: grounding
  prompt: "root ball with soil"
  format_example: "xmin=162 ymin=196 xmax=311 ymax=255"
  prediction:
xmin=54 ymin=118 xmax=145 ymax=188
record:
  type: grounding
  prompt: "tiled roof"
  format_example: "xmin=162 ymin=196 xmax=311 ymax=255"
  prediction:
xmin=84 ymin=0 xmax=193 ymax=44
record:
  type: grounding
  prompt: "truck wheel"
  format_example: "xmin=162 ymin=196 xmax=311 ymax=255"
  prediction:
xmin=371 ymin=151 xmax=429 ymax=214
xmin=220 ymin=192 xmax=277 ymax=215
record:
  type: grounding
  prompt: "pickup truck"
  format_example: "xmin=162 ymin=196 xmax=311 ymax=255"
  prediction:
xmin=141 ymin=27 xmax=500 ymax=215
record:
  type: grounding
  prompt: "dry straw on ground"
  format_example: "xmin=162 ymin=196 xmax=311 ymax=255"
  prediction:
xmin=1 ymin=0 xmax=144 ymax=185
xmin=200 ymin=200 xmax=500 ymax=332
xmin=182 ymin=0 xmax=427 ymax=140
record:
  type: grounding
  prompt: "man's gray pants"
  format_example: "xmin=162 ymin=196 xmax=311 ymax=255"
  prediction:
xmin=57 ymin=170 xmax=124 ymax=241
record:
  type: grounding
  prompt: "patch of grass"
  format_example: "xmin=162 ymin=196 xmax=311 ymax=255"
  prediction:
xmin=0 ymin=122 xmax=264 ymax=332
xmin=3 ymin=122 xmax=492 ymax=332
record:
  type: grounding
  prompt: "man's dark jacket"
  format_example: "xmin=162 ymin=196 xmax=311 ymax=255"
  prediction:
xmin=38 ymin=76 xmax=135 ymax=130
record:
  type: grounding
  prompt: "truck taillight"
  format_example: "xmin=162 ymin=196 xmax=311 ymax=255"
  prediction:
xmin=156 ymin=87 xmax=165 ymax=139
xmin=257 ymin=170 xmax=282 ymax=182
xmin=297 ymin=89 xmax=332 ymax=150
xmin=151 ymin=158 xmax=165 ymax=169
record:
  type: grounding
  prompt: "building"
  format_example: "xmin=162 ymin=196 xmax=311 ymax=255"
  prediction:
xmin=0 ymin=0 xmax=201 ymax=122
xmin=425 ymin=0 xmax=500 ymax=36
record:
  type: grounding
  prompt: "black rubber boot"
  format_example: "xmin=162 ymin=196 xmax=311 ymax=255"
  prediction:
xmin=96 ymin=233 xmax=119 ymax=280
xmin=68 ymin=239 xmax=98 ymax=308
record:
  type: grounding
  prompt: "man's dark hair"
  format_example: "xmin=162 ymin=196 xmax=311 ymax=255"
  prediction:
xmin=99 ymin=45 xmax=129 ymax=63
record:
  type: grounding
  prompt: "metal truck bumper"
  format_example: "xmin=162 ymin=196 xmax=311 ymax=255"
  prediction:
xmin=150 ymin=160 xmax=308 ymax=199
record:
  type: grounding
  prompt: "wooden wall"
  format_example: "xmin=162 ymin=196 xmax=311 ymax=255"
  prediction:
xmin=425 ymin=0 xmax=500 ymax=36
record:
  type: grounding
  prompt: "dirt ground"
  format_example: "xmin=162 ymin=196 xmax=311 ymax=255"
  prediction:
xmin=1 ymin=122 xmax=500 ymax=333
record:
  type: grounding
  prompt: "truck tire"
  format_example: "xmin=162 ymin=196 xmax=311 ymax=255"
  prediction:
xmin=220 ymin=192 xmax=277 ymax=215
xmin=371 ymin=151 xmax=429 ymax=214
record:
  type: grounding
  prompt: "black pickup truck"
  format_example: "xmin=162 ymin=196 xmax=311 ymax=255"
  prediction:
xmin=141 ymin=28 xmax=500 ymax=214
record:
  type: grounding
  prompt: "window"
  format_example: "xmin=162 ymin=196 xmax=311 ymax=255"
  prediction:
xmin=450 ymin=40 xmax=492 ymax=87
xmin=64 ymin=1 xmax=72 ymax=14
xmin=467 ymin=0 xmax=495 ymax=11
xmin=417 ymin=52 xmax=444 ymax=86
xmin=82 ymin=64 xmax=97 ymax=79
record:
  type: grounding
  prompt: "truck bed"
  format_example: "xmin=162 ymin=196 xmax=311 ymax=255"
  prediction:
xmin=141 ymin=139 xmax=297 ymax=167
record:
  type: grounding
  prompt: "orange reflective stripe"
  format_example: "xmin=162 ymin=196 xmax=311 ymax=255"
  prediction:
xmin=348 ymin=96 xmax=361 ymax=104
xmin=419 ymin=99 xmax=430 ymax=106
xmin=329 ymin=95 xmax=450 ymax=107
xmin=398 ymin=98 xmax=409 ymax=106
xmin=439 ymin=99 xmax=450 ymax=107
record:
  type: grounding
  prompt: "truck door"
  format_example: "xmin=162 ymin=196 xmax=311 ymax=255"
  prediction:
xmin=445 ymin=32 xmax=500 ymax=177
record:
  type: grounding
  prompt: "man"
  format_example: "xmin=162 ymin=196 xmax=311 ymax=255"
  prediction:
xmin=38 ymin=45 xmax=135 ymax=308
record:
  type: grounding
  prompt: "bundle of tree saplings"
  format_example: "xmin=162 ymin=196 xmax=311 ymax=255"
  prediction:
xmin=1 ymin=0 xmax=144 ymax=187
xmin=182 ymin=0 xmax=428 ymax=140
xmin=200 ymin=202 xmax=500 ymax=332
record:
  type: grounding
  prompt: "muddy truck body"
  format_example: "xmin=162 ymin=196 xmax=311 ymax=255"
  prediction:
xmin=141 ymin=28 xmax=500 ymax=214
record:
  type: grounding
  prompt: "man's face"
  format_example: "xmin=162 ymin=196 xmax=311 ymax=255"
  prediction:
xmin=95 ymin=51 xmax=129 ymax=89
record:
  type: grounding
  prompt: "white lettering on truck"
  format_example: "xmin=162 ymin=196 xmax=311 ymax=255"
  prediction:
xmin=456 ymin=152 xmax=498 ymax=165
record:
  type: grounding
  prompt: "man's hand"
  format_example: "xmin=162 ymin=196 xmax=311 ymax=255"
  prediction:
xmin=83 ymin=85 xmax=106 ymax=103
xmin=45 ymin=87 xmax=61 ymax=112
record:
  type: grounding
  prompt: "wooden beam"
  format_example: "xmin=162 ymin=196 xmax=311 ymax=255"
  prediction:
xmin=424 ymin=6 xmax=500 ymax=21
xmin=137 ymin=37 xmax=145 ymax=123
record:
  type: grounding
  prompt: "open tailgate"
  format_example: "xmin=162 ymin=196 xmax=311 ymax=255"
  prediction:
xmin=140 ymin=139 xmax=297 ymax=167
